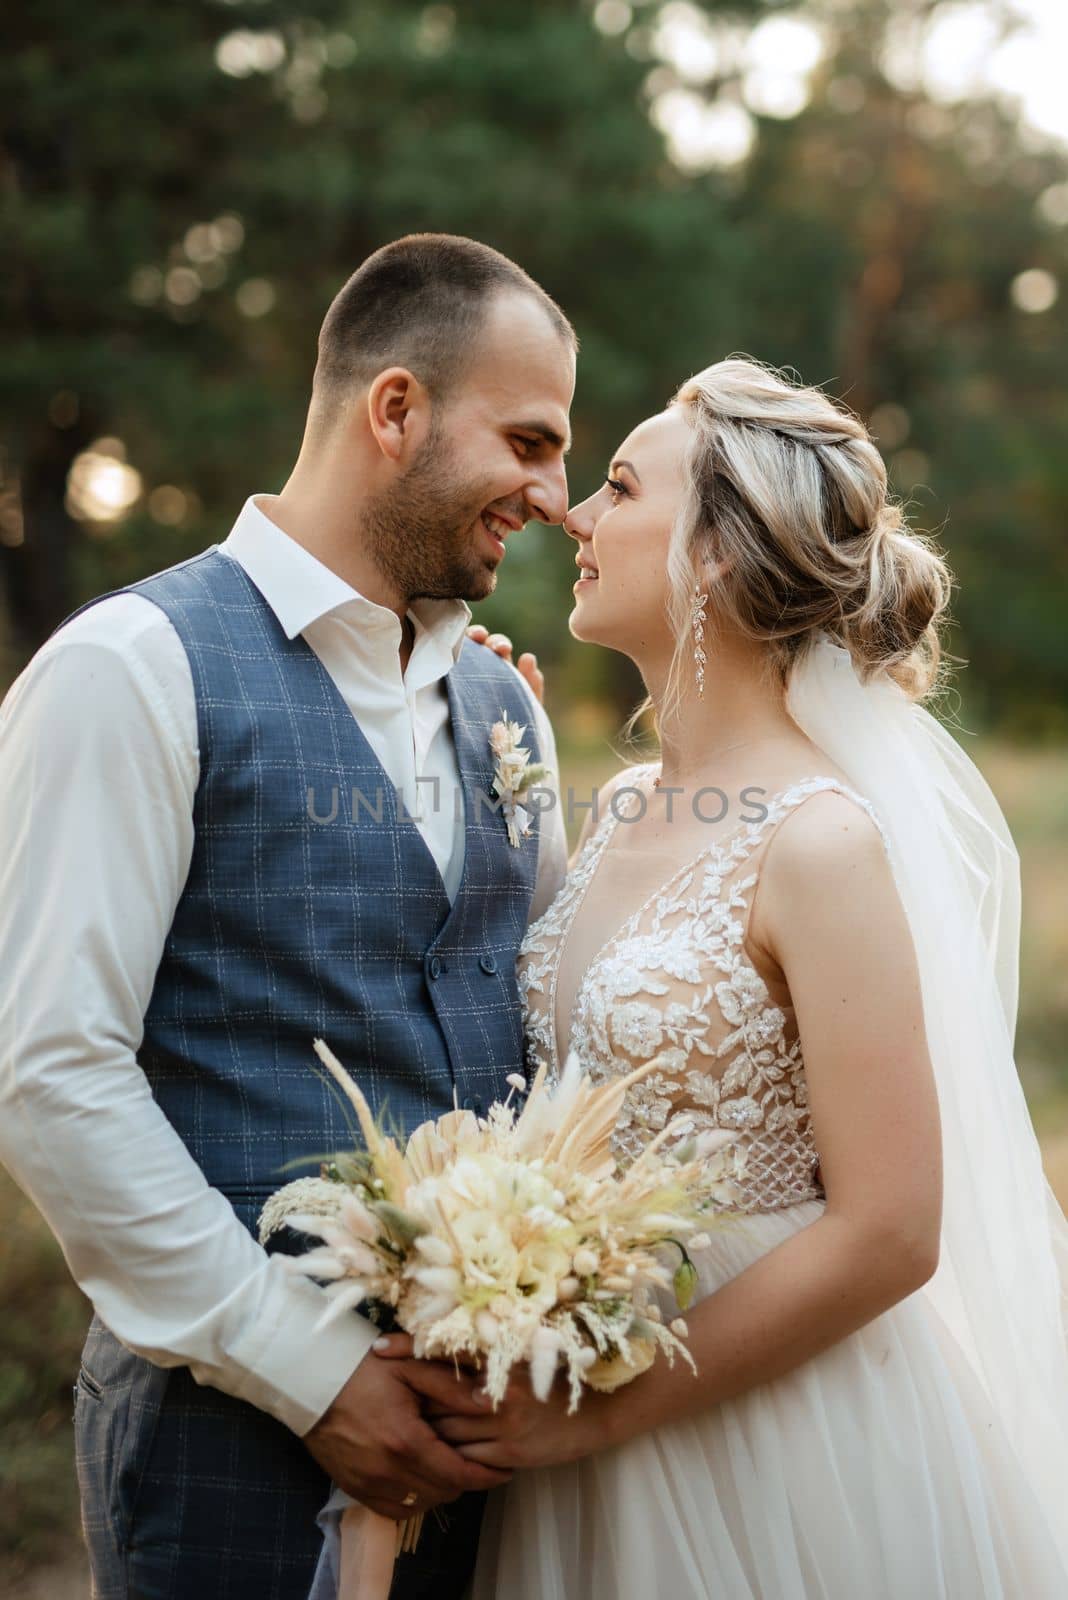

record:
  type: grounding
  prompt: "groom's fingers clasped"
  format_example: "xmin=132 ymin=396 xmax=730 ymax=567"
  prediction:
xmin=377 ymin=1357 xmax=513 ymax=1516
xmin=303 ymin=1350 xmax=511 ymax=1522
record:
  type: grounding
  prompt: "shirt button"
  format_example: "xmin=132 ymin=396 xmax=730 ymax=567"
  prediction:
xmin=428 ymin=956 xmax=442 ymax=980
xmin=479 ymin=954 xmax=499 ymax=975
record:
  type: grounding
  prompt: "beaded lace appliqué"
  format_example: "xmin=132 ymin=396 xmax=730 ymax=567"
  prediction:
xmin=518 ymin=770 xmax=889 ymax=1215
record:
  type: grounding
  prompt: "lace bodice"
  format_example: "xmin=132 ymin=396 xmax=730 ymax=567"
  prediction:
xmin=518 ymin=769 xmax=890 ymax=1214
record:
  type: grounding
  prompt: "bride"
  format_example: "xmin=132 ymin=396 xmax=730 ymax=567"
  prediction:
xmin=387 ymin=355 xmax=1068 ymax=1597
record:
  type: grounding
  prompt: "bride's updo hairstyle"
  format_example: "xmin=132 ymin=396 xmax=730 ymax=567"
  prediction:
xmin=660 ymin=357 xmax=952 ymax=720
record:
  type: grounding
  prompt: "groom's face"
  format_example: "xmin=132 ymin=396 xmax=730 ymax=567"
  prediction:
xmin=366 ymin=292 xmax=575 ymax=604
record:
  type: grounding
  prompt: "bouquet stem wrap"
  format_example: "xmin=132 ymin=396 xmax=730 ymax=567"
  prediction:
xmin=336 ymin=1505 xmax=422 ymax=1600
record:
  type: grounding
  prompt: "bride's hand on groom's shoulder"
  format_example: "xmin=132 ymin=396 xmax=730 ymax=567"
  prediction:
xmin=373 ymin=1332 xmax=612 ymax=1472
xmin=302 ymin=1342 xmax=513 ymax=1520
xmin=466 ymin=624 xmax=545 ymax=706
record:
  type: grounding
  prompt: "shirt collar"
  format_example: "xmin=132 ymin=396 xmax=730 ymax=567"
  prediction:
xmin=219 ymin=496 xmax=472 ymax=665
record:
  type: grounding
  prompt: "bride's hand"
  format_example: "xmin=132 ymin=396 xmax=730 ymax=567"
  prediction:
xmin=373 ymin=1333 xmax=613 ymax=1470
xmin=465 ymin=624 xmax=545 ymax=706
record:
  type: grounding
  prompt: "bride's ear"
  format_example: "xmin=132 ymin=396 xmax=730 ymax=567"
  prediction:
xmin=696 ymin=552 xmax=733 ymax=589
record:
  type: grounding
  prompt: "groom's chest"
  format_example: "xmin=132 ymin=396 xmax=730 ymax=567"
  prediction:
xmin=302 ymin=624 xmax=465 ymax=896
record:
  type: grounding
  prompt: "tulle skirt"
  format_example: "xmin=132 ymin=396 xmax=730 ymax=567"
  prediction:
xmin=468 ymin=1200 xmax=1068 ymax=1600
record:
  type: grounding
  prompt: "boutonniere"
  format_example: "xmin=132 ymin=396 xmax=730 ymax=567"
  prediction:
xmin=489 ymin=711 xmax=552 ymax=847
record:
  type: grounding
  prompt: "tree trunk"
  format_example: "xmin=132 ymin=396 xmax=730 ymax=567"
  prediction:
xmin=0 ymin=427 xmax=84 ymax=669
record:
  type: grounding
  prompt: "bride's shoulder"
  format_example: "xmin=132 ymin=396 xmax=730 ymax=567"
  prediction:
xmin=754 ymin=783 xmax=894 ymax=924
xmin=748 ymin=784 xmax=914 ymax=1010
xmin=772 ymin=783 xmax=888 ymax=863
xmin=598 ymin=761 xmax=658 ymax=805
xmin=570 ymin=762 xmax=655 ymax=859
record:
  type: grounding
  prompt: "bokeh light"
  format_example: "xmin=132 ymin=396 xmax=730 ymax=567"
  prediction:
xmin=869 ymin=403 xmax=911 ymax=451
xmin=1011 ymin=268 xmax=1059 ymax=313
xmin=148 ymin=485 xmax=193 ymax=527
xmin=236 ymin=278 xmax=277 ymax=318
xmin=215 ymin=29 xmax=287 ymax=79
xmin=648 ymin=6 xmax=826 ymax=167
xmin=66 ymin=440 xmax=143 ymax=528
xmin=650 ymin=89 xmax=755 ymax=172
xmin=882 ymin=0 xmax=1068 ymax=148
xmin=1037 ymin=183 xmax=1068 ymax=227
xmin=165 ymin=267 xmax=201 ymax=307
xmin=593 ymin=0 xmax=632 ymax=38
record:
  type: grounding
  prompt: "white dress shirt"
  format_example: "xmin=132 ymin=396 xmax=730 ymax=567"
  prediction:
xmin=0 ymin=496 xmax=566 ymax=1436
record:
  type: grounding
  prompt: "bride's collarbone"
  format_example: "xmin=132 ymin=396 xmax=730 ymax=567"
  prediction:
xmin=602 ymin=761 xmax=858 ymax=862
xmin=597 ymin=813 xmax=736 ymax=863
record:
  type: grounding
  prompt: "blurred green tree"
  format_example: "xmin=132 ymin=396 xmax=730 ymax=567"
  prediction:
xmin=2 ymin=0 xmax=1066 ymax=731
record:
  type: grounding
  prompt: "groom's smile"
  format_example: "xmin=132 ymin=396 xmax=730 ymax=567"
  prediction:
xmin=479 ymin=505 xmax=524 ymax=562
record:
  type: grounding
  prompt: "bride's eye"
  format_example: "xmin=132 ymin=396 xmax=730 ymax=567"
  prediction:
xmin=605 ymin=477 xmax=628 ymax=501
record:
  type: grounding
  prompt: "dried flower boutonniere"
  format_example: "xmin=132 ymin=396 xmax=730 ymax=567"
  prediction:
xmin=489 ymin=711 xmax=552 ymax=847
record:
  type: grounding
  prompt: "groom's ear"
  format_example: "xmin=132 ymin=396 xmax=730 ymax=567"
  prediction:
xmin=366 ymin=367 xmax=431 ymax=463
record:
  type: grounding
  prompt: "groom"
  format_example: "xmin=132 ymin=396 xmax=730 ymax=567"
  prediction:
xmin=0 ymin=235 xmax=575 ymax=1597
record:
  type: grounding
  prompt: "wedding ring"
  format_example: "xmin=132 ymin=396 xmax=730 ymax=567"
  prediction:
xmin=402 ymin=1490 xmax=418 ymax=1508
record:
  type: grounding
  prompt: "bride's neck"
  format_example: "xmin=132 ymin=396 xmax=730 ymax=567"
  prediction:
xmin=643 ymin=638 xmax=796 ymax=787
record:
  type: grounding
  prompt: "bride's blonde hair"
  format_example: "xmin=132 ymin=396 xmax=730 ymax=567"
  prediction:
xmin=639 ymin=356 xmax=953 ymax=733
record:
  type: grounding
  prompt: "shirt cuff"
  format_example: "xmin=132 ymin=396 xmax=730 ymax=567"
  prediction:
xmin=225 ymin=1266 xmax=380 ymax=1436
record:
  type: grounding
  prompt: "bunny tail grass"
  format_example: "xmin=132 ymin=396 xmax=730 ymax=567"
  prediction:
xmin=312 ymin=1038 xmax=380 ymax=1152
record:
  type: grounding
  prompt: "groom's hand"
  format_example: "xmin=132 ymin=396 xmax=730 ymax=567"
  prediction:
xmin=465 ymin=624 xmax=545 ymax=706
xmin=303 ymin=1349 xmax=512 ymax=1521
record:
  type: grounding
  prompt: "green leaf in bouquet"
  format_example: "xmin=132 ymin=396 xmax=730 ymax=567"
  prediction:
xmin=673 ymin=1257 xmax=698 ymax=1311
xmin=371 ymin=1200 xmax=425 ymax=1245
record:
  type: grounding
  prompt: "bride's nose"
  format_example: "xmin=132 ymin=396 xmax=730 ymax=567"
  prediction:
xmin=564 ymin=495 xmax=597 ymax=542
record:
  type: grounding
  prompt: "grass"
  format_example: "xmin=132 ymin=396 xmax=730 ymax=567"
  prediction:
xmin=0 ymin=731 xmax=1064 ymax=1584
xmin=0 ymin=1175 xmax=89 ymax=1583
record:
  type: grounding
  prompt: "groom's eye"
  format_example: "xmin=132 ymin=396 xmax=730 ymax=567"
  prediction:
xmin=512 ymin=435 xmax=540 ymax=457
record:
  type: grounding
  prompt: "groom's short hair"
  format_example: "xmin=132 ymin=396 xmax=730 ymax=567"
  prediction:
xmin=313 ymin=234 xmax=576 ymax=410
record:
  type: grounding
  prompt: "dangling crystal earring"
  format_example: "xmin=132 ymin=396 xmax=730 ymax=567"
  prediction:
xmin=691 ymin=582 xmax=708 ymax=698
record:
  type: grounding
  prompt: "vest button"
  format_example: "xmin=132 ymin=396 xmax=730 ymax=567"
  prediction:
xmin=428 ymin=956 xmax=442 ymax=980
xmin=479 ymin=954 xmax=498 ymax=975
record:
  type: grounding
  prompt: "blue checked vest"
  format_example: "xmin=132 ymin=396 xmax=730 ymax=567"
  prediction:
xmin=64 ymin=547 xmax=541 ymax=1235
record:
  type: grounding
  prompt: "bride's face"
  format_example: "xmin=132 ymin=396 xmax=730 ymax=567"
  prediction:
xmin=564 ymin=407 xmax=691 ymax=656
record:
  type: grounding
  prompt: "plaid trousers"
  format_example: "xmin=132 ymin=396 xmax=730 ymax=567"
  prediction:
xmin=75 ymin=1314 xmax=485 ymax=1600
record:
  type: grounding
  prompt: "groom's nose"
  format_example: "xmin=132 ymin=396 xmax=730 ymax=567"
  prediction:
xmin=525 ymin=458 xmax=569 ymax=527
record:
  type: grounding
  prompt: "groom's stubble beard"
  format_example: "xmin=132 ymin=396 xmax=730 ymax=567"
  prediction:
xmin=362 ymin=422 xmax=509 ymax=605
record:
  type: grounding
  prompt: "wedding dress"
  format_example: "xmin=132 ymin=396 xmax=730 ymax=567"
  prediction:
xmin=468 ymin=765 xmax=1068 ymax=1599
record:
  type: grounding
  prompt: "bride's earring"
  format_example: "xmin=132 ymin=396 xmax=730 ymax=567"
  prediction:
xmin=691 ymin=583 xmax=708 ymax=698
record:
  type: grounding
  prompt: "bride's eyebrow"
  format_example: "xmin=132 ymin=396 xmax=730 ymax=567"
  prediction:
xmin=611 ymin=458 xmax=641 ymax=484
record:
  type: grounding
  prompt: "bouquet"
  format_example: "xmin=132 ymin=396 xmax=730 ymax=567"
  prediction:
xmin=260 ymin=1040 xmax=745 ymax=1597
